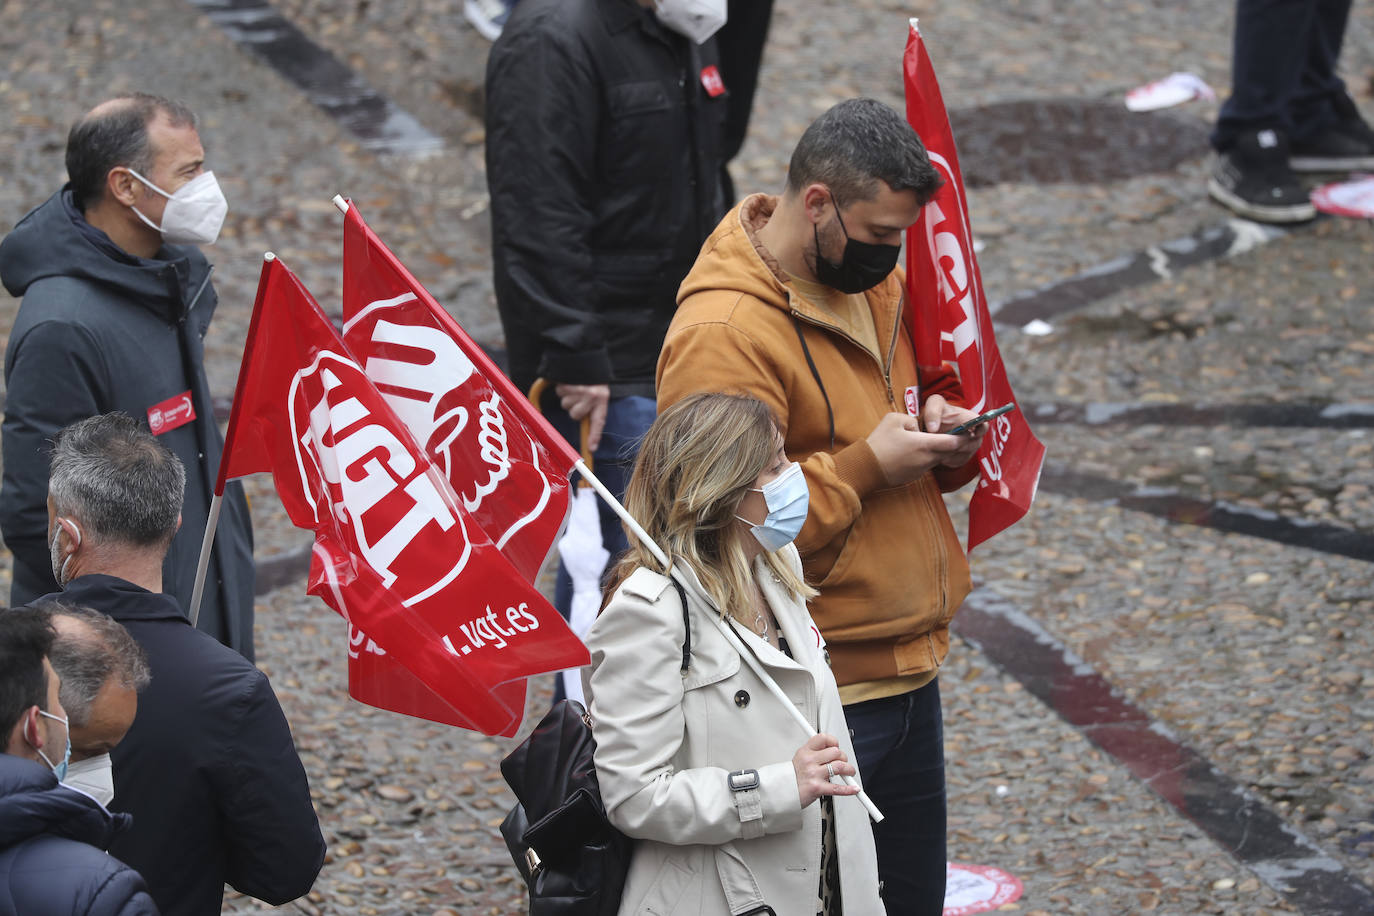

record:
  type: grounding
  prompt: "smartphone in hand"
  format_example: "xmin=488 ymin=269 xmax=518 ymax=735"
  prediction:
xmin=949 ymin=403 xmax=1015 ymax=435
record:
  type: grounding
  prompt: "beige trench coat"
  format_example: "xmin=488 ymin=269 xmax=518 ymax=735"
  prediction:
xmin=583 ymin=548 xmax=885 ymax=915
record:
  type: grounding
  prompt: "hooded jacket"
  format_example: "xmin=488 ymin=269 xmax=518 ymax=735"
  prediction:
xmin=0 ymin=188 xmax=255 ymax=659
xmin=52 ymin=575 xmax=326 ymax=916
xmin=485 ymin=0 xmax=728 ymax=396
xmin=0 ymin=753 xmax=158 ymax=916
xmin=657 ymin=195 xmax=975 ymax=689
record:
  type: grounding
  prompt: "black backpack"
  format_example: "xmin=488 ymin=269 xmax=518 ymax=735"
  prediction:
xmin=500 ymin=579 xmax=691 ymax=915
xmin=500 ymin=699 xmax=632 ymax=916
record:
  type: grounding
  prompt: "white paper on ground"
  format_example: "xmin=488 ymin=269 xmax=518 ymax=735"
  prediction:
xmin=557 ymin=486 xmax=609 ymax=705
xmin=1125 ymin=72 xmax=1216 ymax=112
xmin=1311 ymin=175 xmax=1374 ymax=218
xmin=1022 ymin=319 xmax=1054 ymax=336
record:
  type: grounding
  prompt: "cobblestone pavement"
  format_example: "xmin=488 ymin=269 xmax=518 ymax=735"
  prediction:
xmin=2 ymin=1 xmax=1373 ymax=913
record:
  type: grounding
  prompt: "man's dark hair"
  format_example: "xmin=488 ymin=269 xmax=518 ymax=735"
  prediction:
xmin=66 ymin=93 xmax=197 ymax=211
xmin=785 ymin=97 xmax=943 ymax=207
xmin=49 ymin=412 xmax=186 ymax=549
xmin=0 ymin=608 xmax=56 ymax=743
xmin=39 ymin=601 xmax=152 ymax=729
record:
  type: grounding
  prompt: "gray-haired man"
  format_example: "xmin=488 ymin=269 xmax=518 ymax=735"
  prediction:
xmin=41 ymin=412 xmax=324 ymax=915
xmin=40 ymin=601 xmax=150 ymax=806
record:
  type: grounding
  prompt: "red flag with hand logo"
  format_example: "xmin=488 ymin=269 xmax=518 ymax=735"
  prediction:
xmin=337 ymin=202 xmax=582 ymax=728
xmin=217 ymin=255 xmax=588 ymax=736
xmin=903 ymin=20 xmax=1045 ymax=549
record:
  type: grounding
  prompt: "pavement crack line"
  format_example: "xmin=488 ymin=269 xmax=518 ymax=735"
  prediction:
xmin=954 ymin=587 xmax=1374 ymax=916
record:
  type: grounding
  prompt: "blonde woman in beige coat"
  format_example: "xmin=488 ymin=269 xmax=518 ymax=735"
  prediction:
xmin=584 ymin=392 xmax=885 ymax=916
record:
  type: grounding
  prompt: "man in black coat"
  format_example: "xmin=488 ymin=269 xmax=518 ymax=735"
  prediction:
xmin=485 ymin=0 xmax=730 ymax=639
xmin=0 ymin=608 xmax=157 ymax=915
xmin=0 ymin=92 xmax=255 ymax=660
xmin=41 ymin=414 xmax=325 ymax=916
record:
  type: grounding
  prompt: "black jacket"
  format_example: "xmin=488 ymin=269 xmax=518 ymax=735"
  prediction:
xmin=485 ymin=0 xmax=729 ymax=396
xmin=0 ymin=754 xmax=157 ymax=916
xmin=51 ymin=576 xmax=325 ymax=916
xmin=0 ymin=189 xmax=256 ymax=659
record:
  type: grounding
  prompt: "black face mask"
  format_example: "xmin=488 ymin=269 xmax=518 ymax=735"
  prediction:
xmin=813 ymin=194 xmax=901 ymax=294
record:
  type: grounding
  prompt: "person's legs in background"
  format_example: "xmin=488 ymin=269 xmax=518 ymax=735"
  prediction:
xmin=1208 ymin=0 xmax=1321 ymax=222
xmin=547 ymin=394 xmax=656 ymax=703
xmin=1288 ymin=0 xmax=1374 ymax=171
xmin=845 ymin=679 xmax=948 ymax=916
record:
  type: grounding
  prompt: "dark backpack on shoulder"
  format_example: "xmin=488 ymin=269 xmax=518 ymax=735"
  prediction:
xmin=501 ymin=579 xmax=692 ymax=915
xmin=500 ymin=699 xmax=632 ymax=916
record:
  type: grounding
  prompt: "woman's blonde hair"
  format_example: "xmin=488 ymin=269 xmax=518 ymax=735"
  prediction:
xmin=603 ymin=392 xmax=816 ymax=622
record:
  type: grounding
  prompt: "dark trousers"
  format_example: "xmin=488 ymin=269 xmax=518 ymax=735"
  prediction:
xmin=845 ymin=678 xmax=947 ymax=916
xmin=1213 ymin=0 xmax=1354 ymax=150
xmin=717 ymin=0 xmax=775 ymax=204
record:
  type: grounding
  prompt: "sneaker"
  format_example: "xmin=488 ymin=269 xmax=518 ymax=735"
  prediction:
xmin=1207 ymin=129 xmax=1316 ymax=223
xmin=464 ymin=0 xmax=514 ymax=41
xmin=1290 ymin=97 xmax=1374 ymax=172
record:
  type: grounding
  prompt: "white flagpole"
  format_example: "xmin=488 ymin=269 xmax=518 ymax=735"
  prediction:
xmin=187 ymin=492 xmax=223 ymax=628
xmin=574 ymin=459 xmax=883 ymax=823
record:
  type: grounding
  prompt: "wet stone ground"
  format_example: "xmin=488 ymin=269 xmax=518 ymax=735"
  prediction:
xmin=2 ymin=0 xmax=1373 ymax=913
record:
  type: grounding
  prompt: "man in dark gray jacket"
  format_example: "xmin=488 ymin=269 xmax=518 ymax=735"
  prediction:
xmin=0 ymin=93 xmax=255 ymax=659
xmin=42 ymin=413 xmax=324 ymax=915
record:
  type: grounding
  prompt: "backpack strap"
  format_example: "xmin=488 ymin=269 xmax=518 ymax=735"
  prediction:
xmin=670 ymin=577 xmax=691 ymax=674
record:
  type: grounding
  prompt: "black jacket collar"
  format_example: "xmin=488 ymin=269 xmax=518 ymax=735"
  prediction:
xmin=54 ymin=575 xmax=190 ymax=624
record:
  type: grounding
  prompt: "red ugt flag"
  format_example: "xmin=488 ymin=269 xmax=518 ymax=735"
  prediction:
xmin=218 ymin=255 xmax=588 ymax=736
xmin=903 ymin=19 xmax=1045 ymax=550
xmin=336 ymin=202 xmax=582 ymax=730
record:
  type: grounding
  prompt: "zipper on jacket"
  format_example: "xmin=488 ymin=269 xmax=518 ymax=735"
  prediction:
xmin=788 ymin=300 xmax=894 ymax=411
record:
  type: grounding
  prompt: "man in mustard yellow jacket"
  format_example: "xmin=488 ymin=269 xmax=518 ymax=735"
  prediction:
xmin=657 ymin=98 xmax=986 ymax=916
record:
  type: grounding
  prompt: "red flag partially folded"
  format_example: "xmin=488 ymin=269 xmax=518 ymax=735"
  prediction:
xmin=903 ymin=20 xmax=1046 ymax=550
xmin=335 ymin=202 xmax=584 ymax=729
xmin=218 ymin=255 xmax=589 ymax=735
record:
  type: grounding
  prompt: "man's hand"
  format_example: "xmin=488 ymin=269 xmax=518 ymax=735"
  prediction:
xmin=921 ymin=395 xmax=988 ymax=469
xmin=555 ymin=383 xmax=610 ymax=452
xmin=868 ymin=403 xmax=978 ymax=483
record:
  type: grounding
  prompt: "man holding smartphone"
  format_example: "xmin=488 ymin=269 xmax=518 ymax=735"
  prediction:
xmin=657 ymin=99 xmax=986 ymax=916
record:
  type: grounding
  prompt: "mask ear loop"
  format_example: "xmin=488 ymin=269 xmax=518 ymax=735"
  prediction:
xmin=55 ymin=518 xmax=82 ymax=583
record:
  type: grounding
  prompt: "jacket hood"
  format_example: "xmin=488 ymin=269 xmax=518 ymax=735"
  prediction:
xmin=677 ymin=194 xmax=794 ymax=312
xmin=0 ymin=754 xmax=130 ymax=850
xmin=0 ymin=187 xmax=201 ymax=313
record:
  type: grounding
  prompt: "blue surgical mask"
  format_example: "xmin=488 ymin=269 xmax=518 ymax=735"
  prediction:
xmin=36 ymin=709 xmax=71 ymax=781
xmin=739 ymin=462 xmax=809 ymax=552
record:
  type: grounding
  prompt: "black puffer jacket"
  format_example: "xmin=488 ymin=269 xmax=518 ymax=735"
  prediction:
xmin=0 ymin=189 xmax=255 ymax=659
xmin=0 ymin=754 xmax=157 ymax=916
xmin=485 ymin=0 xmax=729 ymax=396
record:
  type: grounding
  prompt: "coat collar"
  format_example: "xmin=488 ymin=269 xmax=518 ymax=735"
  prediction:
xmin=55 ymin=574 xmax=191 ymax=624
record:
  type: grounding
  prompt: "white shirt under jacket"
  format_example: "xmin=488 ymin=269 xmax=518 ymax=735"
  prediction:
xmin=584 ymin=546 xmax=885 ymax=916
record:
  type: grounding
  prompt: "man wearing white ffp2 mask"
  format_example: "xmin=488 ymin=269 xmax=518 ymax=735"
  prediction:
xmin=125 ymin=168 xmax=227 ymax=246
xmin=45 ymin=604 xmax=151 ymax=807
xmin=0 ymin=93 xmax=258 ymax=662
xmin=654 ymin=0 xmax=727 ymax=43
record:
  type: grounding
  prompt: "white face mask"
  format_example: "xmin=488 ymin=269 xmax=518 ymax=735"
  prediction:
xmin=64 ymin=752 xmax=116 ymax=807
xmin=654 ymin=0 xmax=727 ymax=44
xmin=127 ymin=169 xmax=228 ymax=246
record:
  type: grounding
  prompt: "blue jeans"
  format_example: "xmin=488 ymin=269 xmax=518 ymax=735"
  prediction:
xmin=545 ymin=395 xmax=656 ymax=703
xmin=845 ymin=678 xmax=947 ymax=916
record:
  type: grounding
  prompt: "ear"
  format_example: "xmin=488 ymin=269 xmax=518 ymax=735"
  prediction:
xmin=800 ymin=183 xmax=834 ymax=225
xmin=175 ymin=512 xmax=183 ymax=534
xmin=19 ymin=706 xmax=43 ymax=752
xmin=106 ymin=167 xmax=142 ymax=207
xmin=56 ymin=517 xmax=82 ymax=553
